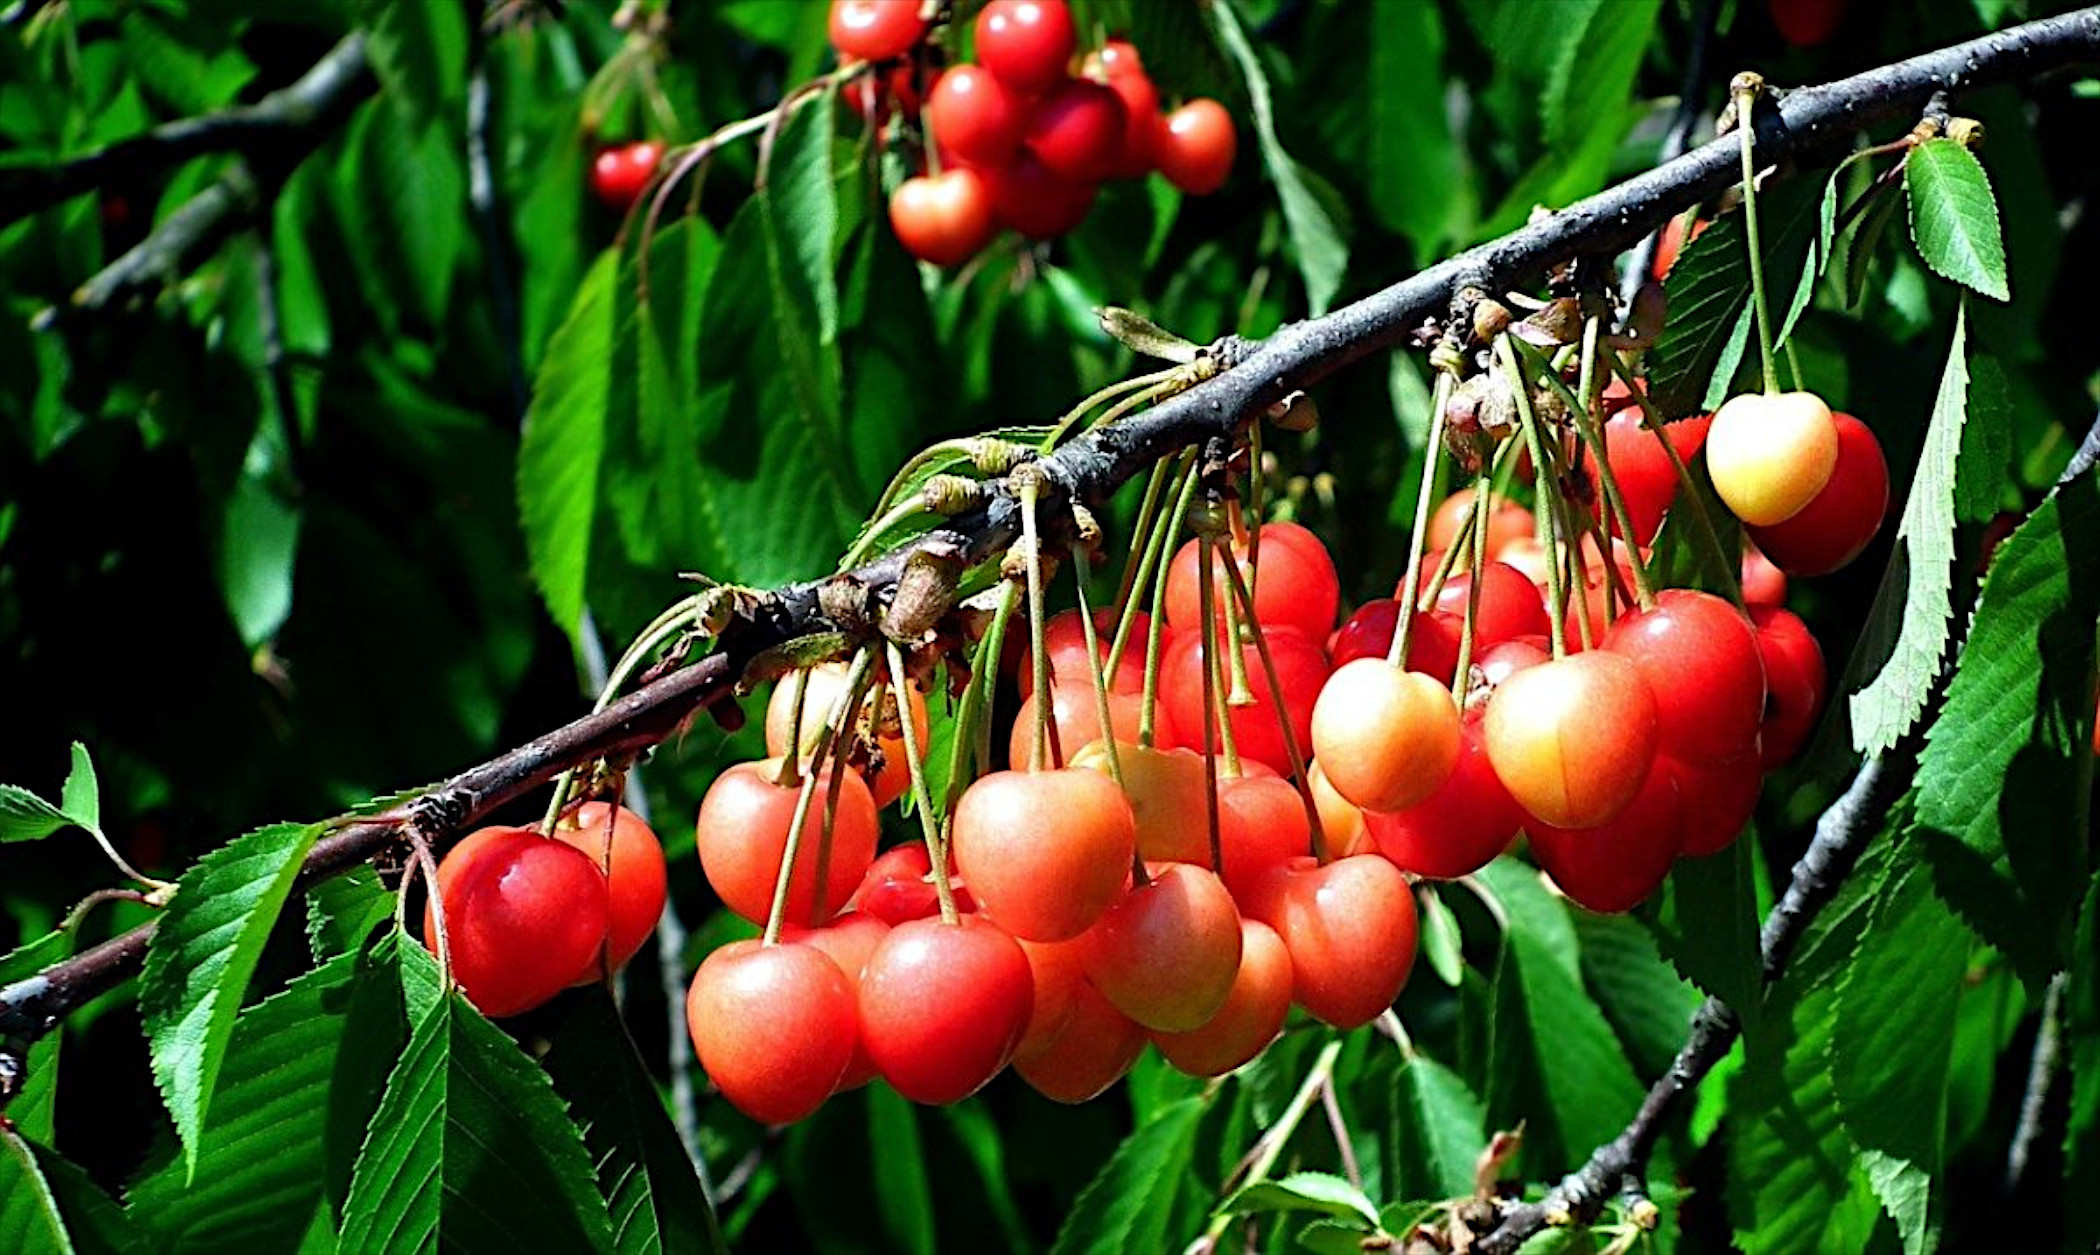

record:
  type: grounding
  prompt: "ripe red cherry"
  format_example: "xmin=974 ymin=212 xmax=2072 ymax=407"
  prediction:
xmin=981 ymin=150 xmax=1098 ymax=239
xmin=1014 ymin=934 xmax=1090 ymax=1058
xmin=778 ymin=912 xmax=891 ymax=1091
xmin=1601 ymin=589 xmax=1766 ymax=767
xmin=1083 ymin=43 xmax=1160 ymax=178
xmin=1527 ymin=758 xmax=1683 ymax=914
xmin=1474 ymin=636 xmax=1550 ymax=693
xmin=975 ymin=0 xmax=1076 ymax=93
xmin=1583 ymin=411 xmax=1711 ymax=545
xmin=951 ymin=767 xmax=1136 ymax=942
xmin=1084 ymin=862 xmax=1244 ymax=1032
xmin=926 ymin=64 xmax=1026 ymax=167
xmin=1745 ymin=413 xmax=1889 ymax=576
xmin=589 ymin=141 xmax=664 ymax=212
xmin=424 ymin=827 xmax=609 ymax=1018
xmin=1214 ymin=769 xmax=1313 ymax=904
xmin=828 ymin=0 xmax=928 ymax=62
xmin=889 ymin=168 xmax=997 ymax=266
xmin=1307 ymin=762 xmax=1372 ymax=861
xmin=1769 ymin=0 xmax=1847 ymax=46
xmin=1017 ymin=607 xmax=1149 ymax=699
xmin=1152 ymin=918 xmax=1293 ymax=1076
xmin=1430 ymin=561 xmax=1551 ymax=648
xmin=1428 ymin=489 xmax=1534 ymax=558
xmin=1749 ymin=606 xmax=1826 ymax=767
xmin=686 ymin=940 xmax=856 ymax=1123
xmin=1071 ymin=740 xmax=1207 ymax=865
xmin=1330 ymin=599 xmax=1461 ymax=682
xmin=1243 ymin=854 xmax=1417 ymax=1029
xmin=858 ymin=916 xmax=1035 ymax=1104
xmin=1026 ymin=78 xmax=1125 ymax=182
xmin=1741 ymin=541 xmax=1789 ymax=607
xmin=694 ymin=758 xmax=879 ymax=928
xmin=850 ymin=842 xmax=975 ymax=925
xmin=1159 ymin=624 xmax=1326 ymax=777
xmin=1013 ymin=980 xmax=1146 ymax=1103
xmin=1010 ymin=681 xmax=1144 ymax=768
xmin=1310 ymin=660 xmax=1462 ymax=812
xmin=1156 ymin=99 xmax=1236 ymax=195
xmin=1484 ymin=651 xmax=1660 ymax=829
xmin=1165 ymin=523 xmax=1340 ymax=643
xmin=1367 ymin=715 xmax=1524 ymax=879
xmin=1706 ymin=391 xmax=1840 ymax=526
xmin=555 ymin=802 xmax=668 ymax=977
xmin=1668 ymin=751 xmax=1763 ymax=858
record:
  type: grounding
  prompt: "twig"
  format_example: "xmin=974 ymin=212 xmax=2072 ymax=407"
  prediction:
xmin=2002 ymin=970 xmax=2066 ymax=1197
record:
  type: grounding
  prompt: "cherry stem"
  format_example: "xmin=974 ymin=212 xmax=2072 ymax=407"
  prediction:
xmin=1603 ymin=351 xmax=1746 ymax=605
xmin=1736 ymin=81 xmax=1783 ymax=397
xmin=1218 ymin=540 xmax=1256 ymax=705
xmin=1197 ymin=537 xmax=1227 ymax=876
xmin=1387 ymin=372 xmax=1456 ymax=670
xmin=1020 ymin=476 xmax=1054 ymax=772
xmin=1512 ymin=332 xmax=1655 ymax=606
xmin=1452 ymin=480 xmax=1491 ymax=703
xmin=759 ymin=650 xmax=871 ymax=946
xmin=1216 ymin=558 xmax=1327 ymax=858
xmin=1113 ymin=457 xmax=1173 ymax=622
xmin=951 ymin=581 xmax=1021 ymax=809
xmin=1198 ymin=541 xmax=1245 ymax=777
xmin=402 ymin=826 xmax=451 ymax=989
xmin=773 ymin=669 xmax=812 ymax=791
xmin=1501 ymin=338 xmax=1568 ymax=658
xmin=1202 ymin=1039 xmax=1345 ymax=1249
xmin=1418 ymin=435 xmax=1519 ymax=612
xmin=1138 ymin=458 xmax=1203 ymax=748
xmin=1068 ymin=541 xmax=1128 ymax=789
xmin=542 ymin=594 xmax=702 ymax=832
xmin=1044 ymin=368 xmax=1179 ymax=450
xmin=886 ymin=640 xmax=959 ymax=925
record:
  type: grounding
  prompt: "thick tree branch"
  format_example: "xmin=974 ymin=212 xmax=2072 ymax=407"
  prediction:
xmin=3 ymin=10 xmax=2098 ymax=1098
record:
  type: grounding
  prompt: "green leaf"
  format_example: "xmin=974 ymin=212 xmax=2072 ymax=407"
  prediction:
xmin=866 ymin=1086 xmax=935 ymax=1255
xmin=1387 ymin=1056 xmax=1487 ymax=1202
xmin=304 ymin=869 xmax=394 ymax=963
xmin=1904 ymin=138 xmax=2010 ymax=302
xmin=760 ymin=87 xmax=841 ymax=348
xmin=1299 ymin=1219 xmax=1377 ymax=1255
xmin=542 ymin=989 xmax=724 ymax=1255
xmin=0 ymin=785 xmax=71 ymax=843
xmin=339 ymin=965 xmax=614 ymax=1254
xmin=360 ymin=0 xmax=468 ymax=133
xmin=1849 ymin=302 xmax=1971 ymax=756
xmin=1955 ymin=354 xmax=2011 ymax=523
xmin=1208 ymin=0 xmax=1348 ymax=316
xmin=32 ymin=1144 xmax=145 ymax=1255
xmin=126 ymin=955 xmax=361 ymax=1253
xmin=935 ymin=1104 xmax=1033 ymax=1255
xmin=1048 ymin=1097 xmax=1206 ymax=1255
xmin=1366 ymin=2 xmax=1465 ymax=250
xmin=139 ymin=821 xmax=324 ymax=1178
xmin=1417 ymin=885 xmax=1464 ymax=987
xmin=1572 ymin=911 xmax=1701 ymax=1082
xmin=0 ymin=1131 xmax=70 ymax=1255
xmin=217 ymin=450 xmax=303 ymax=651
xmin=1644 ymin=833 xmax=1763 ymax=1030
xmin=336 ymin=103 xmax=464 ymax=333
xmin=518 ymin=248 xmax=617 ymax=640
xmin=58 ymin=743 xmax=97 ymax=832
xmin=0 ymin=931 xmax=71 ymax=1143
xmin=1219 ymin=1171 xmax=1379 ymax=1227
xmin=1911 ymin=448 xmax=2099 ymax=982
xmin=2064 ymin=874 xmax=2100 ymax=1251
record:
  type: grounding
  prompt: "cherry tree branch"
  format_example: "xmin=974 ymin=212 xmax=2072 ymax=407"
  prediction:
xmin=3 ymin=9 xmax=2098 ymax=1097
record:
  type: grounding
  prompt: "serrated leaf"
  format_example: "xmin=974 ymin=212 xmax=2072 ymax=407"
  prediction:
xmin=1048 ymin=1097 xmax=1206 ymax=1255
xmin=360 ymin=0 xmax=467 ymax=133
xmin=126 ymin=955 xmax=361 ymax=1253
xmin=33 ymin=1143 xmax=146 ymax=1255
xmin=339 ymin=963 xmax=613 ymax=1255
xmin=139 ymin=821 xmax=324 ymax=1178
xmin=1219 ymin=1172 xmax=1379 ymax=1227
xmin=1388 ymin=1056 xmax=1486 ymax=1201
xmin=0 ymin=785 xmax=71 ymax=843
xmin=1955 ymin=354 xmax=2011 ymax=523
xmin=305 ymin=869 xmax=394 ymax=963
xmin=1911 ymin=450 xmax=2098 ymax=983
xmin=323 ymin=933 xmax=418 ymax=1221
xmin=518 ymin=248 xmax=617 ymax=641
xmin=1850 ymin=302 xmax=1971 ymax=756
xmin=542 ymin=989 xmax=724 ymax=1255
xmin=1573 ymin=911 xmax=1700 ymax=1082
xmin=1644 ymin=833 xmax=1763 ymax=1030
xmin=1299 ymin=1219 xmax=1376 ymax=1255
xmin=1904 ymin=139 xmax=2010 ymax=302
xmin=1208 ymin=0 xmax=1347 ymax=316
xmin=58 ymin=743 xmax=97 ymax=831
xmin=0 ymin=1130 xmax=70 ymax=1255
xmin=761 ymin=87 xmax=840 ymax=348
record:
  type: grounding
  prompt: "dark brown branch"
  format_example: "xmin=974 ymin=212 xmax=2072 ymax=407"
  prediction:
xmin=4 ymin=9 xmax=2099 ymax=1096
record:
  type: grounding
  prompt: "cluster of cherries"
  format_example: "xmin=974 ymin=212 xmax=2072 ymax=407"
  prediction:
xmin=831 ymin=0 xmax=1238 ymax=266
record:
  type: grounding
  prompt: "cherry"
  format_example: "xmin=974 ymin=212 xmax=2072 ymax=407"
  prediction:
xmin=1328 ymin=599 xmax=1460 ymax=684
xmin=1705 ymin=391 xmax=1840 ymax=526
xmin=1010 ymin=681 xmax=1144 ymax=768
xmin=589 ymin=141 xmax=664 ymax=212
xmin=1214 ymin=768 xmax=1313 ymax=904
xmin=694 ymin=758 xmax=879 ymax=928
xmin=1156 ymin=99 xmax=1236 ymax=195
xmin=1026 ymin=78 xmax=1125 ymax=182
xmin=1014 ymin=934 xmax=1090 ymax=1058
xmin=982 ymin=150 xmax=1098 ymax=239
xmin=1159 ymin=624 xmax=1326 ymax=777
xmin=889 ymin=169 xmax=997 ymax=267
xmin=951 ymin=767 xmax=1136 ymax=942
xmin=765 ymin=662 xmax=930 ymax=809
xmin=850 ymin=63 xmax=927 ymax=124
xmin=1527 ymin=757 xmax=1682 ymax=914
xmin=1152 ymin=918 xmax=1293 ymax=1076
xmin=828 ymin=0 xmax=928 ymax=62
xmin=1668 ymin=751 xmax=1763 ymax=858
xmin=1083 ymin=862 xmax=1244 ymax=1032
xmin=859 ymin=916 xmax=1035 ymax=1104
xmin=1082 ymin=42 xmax=1160 ymax=179
xmin=1741 ymin=541 xmax=1789 ymax=607
xmin=1429 ymin=561 xmax=1551 ymax=647
xmin=1070 ymin=739 xmax=1208 ymax=865
xmin=1583 ymin=411 xmax=1712 ymax=545
xmin=1016 ymin=607 xmax=1149 ymax=699
xmin=1748 ymin=606 xmax=1826 ymax=767
xmin=1367 ymin=714 xmax=1524 ymax=879
xmin=1242 ymin=854 xmax=1417 ymax=1030
xmin=1769 ymin=0 xmax=1847 ymax=47
xmin=1601 ymin=589 xmax=1766 ymax=767
xmin=778 ymin=912 xmax=891 ymax=1091
xmin=686 ymin=940 xmax=856 ymax=1123
xmin=926 ymin=64 xmax=1026 ymax=167
xmin=975 ymin=0 xmax=1077 ymax=94
xmin=1164 ymin=522 xmax=1340 ymax=644
xmin=851 ymin=842 xmax=975 ymax=925
xmin=424 ymin=827 xmax=609 ymax=1018
xmin=1745 ymin=413 xmax=1889 ymax=576
xmin=555 ymin=802 xmax=667 ymax=977
xmin=1310 ymin=660 xmax=1461 ymax=812
xmin=1307 ymin=761 xmax=1372 ymax=861
xmin=1427 ymin=489 xmax=1534 ymax=558
xmin=1484 ymin=651 xmax=1660 ymax=830
xmin=1013 ymin=980 xmax=1146 ymax=1103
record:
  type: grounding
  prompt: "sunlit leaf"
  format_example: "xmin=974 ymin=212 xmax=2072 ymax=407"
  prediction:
xmin=1049 ymin=1097 xmax=1206 ymax=1255
xmin=1905 ymin=138 xmax=2010 ymax=302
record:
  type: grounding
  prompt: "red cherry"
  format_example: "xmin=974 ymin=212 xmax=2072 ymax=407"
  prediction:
xmin=1428 ymin=489 xmax=1534 ymax=558
xmin=1706 ymin=391 xmax=1840 ymax=526
xmin=1243 ymin=855 xmax=1417 ymax=1030
xmin=1013 ymin=980 xmax=1146 ymax=1103
xmin=1769 ymin=0 xmax=1847 ymax=47
xmin=859 ymin=916 xmax=1035 ymax=1104
xmin=778 ymin=912 xmax=891 ymax=1091
xmin=1017 ymin=607 xmax=1148 ymax=699
xmin=1071 ymin=740 xmax=1208 ymax=865
xmin=981 ymin=150 xmax=1098 ymax=239
xmin=974 ymin=0 xmax=1076 ymax=94
xmin=1330 ymin=599 xmax=1461 ymax=682
xmin=1010 ymin=681 xmax=1144 ymax=768
xmin=1026 ymin=78 xmax=1125 ymax=182
xmin=1527 ymin=757 xmax=1683 ymax=914
xmin=1152 ymin=918 xmax=1293 ymax=1076
xmin=1474 ymin=636 xmax=1550 ymax=693
xmin=1484 ymin=652 xmax=1660 ymax=829
xmin=555 ymin=802 xmax=668 ymax=977
xmin=1601 ymin=589 xmax=1766 ymax=767
xmin=828 ymin=0 xmax=929 ymax=62
xmin=694 ymin=758 xmax=879 ymax=928
xmin=1214 ymin=769 xmax=1312 ymax=904
xmin=951 ymin=767 xmax=1137 ymax=942
xmin=424 ymin=828 xmax=609 ymax=1018
xmin=850 ymin=842 xmax=975 ymax=925
xmin=889 ymin=168 xmax=997 ymax=266
xmin=1583 ymin=411 xmax=1710 ymax=545
xmin=1307 ymin=762 xmax=1372 ymax=862
xmin=589 ymin=141 xmax=665 ymax=212
xmin=1156 ymin=99 xmax=1236 ymax=195
xmin=1164 ymin=523 xmax=1340 ymax=644
xmin=1741 ymin=541 xmax=1789 ymax=607
xmin=1668 ymin=751 xmax=1763 ymax=858
xmin=1310 ymin=660 xmax=1462 ymax=812
xmin=687 ymin=940 xmax=857 ymax=1123
xmin=1749 ymin=606 xmax=1826 ymax=767
xmin=1745 ymin=413 xmax=1889 ymax=576
xmin=1367 ymin=715 xmax=1524 ymax=879
xmin=1430 ymin=561 xmax=1551 ymax=647
xmin=1159 ymin=624 xmax=1326 ymax=777
xmin=1014 ymin=934 xmax=1090 ymax=1058
xmin=1083 ymin=46 xmax=1160 ymax=178
xmin=926 ymin=64 xmax=1026 ymax=167
xmin=1084 ymin=863 xmax=1244 ymax=1032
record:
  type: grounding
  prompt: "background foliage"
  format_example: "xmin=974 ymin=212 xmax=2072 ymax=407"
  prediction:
xmin=3 ymin=0 xmax=2099 ymax=1252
